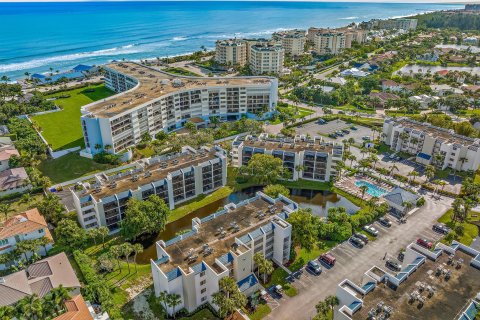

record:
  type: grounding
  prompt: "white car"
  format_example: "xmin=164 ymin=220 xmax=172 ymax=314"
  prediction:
xmin=363 ymin=225 xmax=379 ymax=236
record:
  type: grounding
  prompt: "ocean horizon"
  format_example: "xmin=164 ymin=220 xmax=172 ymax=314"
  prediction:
xmin=0 ymin=1 xmax=463 ymax=80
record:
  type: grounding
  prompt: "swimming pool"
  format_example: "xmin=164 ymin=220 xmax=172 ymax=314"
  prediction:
xmin=354 ymin=180 xmax=388 ymax=197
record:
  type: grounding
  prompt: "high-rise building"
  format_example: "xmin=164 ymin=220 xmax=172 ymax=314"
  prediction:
xmin=214 ymin=39 xmax=247 ymax=66
xmin=151 ymin=191 xmax=297 ymax=315
xmin=80 ymin=61 xmax=278 ymax=156
xmin=313 ymin=31 xmax=347 ymax=55
xmin=249 ymin=44 xmax=285 ymax=74
xmin=71 ymin=146 xmax=227 ymax=232
xmin=272 ymin=29 xmax=306 ymax=56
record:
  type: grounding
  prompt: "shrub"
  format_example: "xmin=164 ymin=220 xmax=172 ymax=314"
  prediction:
xmin=93 ymin=152 xmax=121 ymax=165
xmin=416 ymin=197 xmax=426 ymax=207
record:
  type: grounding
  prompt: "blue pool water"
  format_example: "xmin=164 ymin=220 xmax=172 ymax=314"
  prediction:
xmin=354 ymin=180 xmax=388 ymax=197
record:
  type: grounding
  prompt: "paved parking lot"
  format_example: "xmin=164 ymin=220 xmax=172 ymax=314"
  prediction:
xmin=267 ymin=195 xmax=453 ymax=320
xmin=296 ymin=120 xmax=372 ymax=145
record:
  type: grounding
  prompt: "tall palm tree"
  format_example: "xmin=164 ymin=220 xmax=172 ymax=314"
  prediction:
xmin=325 ymin=295 xmax=339 ymax=320
xmin=109 ymin=245 xmax=122 ymax=272
xmin=389 ymin=164 xmax=399 ymax=177
xmin=98 ymin=226 xmax=109 ymax=249
xmin=348 ymin=154 xmax=356 ymax=167
xmin=120 ymin=243 xmax=133 ymax=273
xmin=0 ymin=203 xmax=12 ymax=222
xmin=167 ymin=293 xmax=182 ymax=319
xmin=132 ymin=243 xmax=143 ymax=273
xmin=359 ymin=185 xmax=368 ymax=200
xmin=158 ymin=291 xmax=169 ymax=312
xmin=49 ymin=285 xmax=70 ymax=314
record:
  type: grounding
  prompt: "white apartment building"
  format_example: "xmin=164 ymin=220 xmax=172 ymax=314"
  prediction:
xmin=307 ymin=27 xmax=366 ymax=45
xmin=151 ymin=192 xmax=296 ymax=315
xmin=80 ymin=61 xmax=278 ymax=156
xmin=71 ymin=146 xmax=227 ymax=232
xmin=249 ymin=44 xmax=285 ymax=75
xmin=272 ymin=30 xmax=306 ymax=56
xmin=368 ymin=18 xmax=418 ymax=31
xmin=383 ymin=117 xmax=480 ymax=172
xmin=314 ymin=32 xmax=347 ymax=55
xmin=0 ymin=208 xmax=53 ymax=270
xmin=214 ymin=39 xmax=247 ymax=66
xmin=231 ymin=134 xmax=343 ymax=182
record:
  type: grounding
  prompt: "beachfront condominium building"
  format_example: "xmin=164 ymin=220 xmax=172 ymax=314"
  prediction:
xmin=367 ymin=18 xmax=418 ymax=31
xmin=151 ymin=191 xmax=296 ymax=315
xmin=231 ymin=134 xmax=344 ymax=181
xmin=214 ymin=39 xmax=247 ymax=66
xmin=80 ymin=61 xmax=278 ymax=156
xmin=313 ymin=32 xmax=347 ymax=55
xmin=383 ymin=117 xmax=480 ymax=172
xmin=307 ymin=27 xmax=366 ymax=46
xmin=71 ymin=146 xmax=227 ymax=232
xmin=249 ymin=44 xmax=285 ymax=75
xmin=272 ymin=29 xmax=306 ymax=56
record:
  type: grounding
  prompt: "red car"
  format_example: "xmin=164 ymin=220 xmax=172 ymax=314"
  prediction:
xmin=417 ymin=238 xmax=433 ymax=249
xmin=319 ymin=253 xmax=336 ymax=266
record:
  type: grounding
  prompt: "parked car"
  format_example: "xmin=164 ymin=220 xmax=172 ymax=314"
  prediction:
xmin=433 ymin=223 xmax=451 ymax=235
xmin=351 ymin=126 xmax=358 ymax=130
xmin=354 ymin=233 xmax=369 ymax=244
xmin=389 ymin=153 xmax=396 ymax=159
xmin=317 ymin=119 xmax=326 ymax=124
xmin=319 ymin=253 xmax=336 ymax=266
xmin=342 ymin=129 xmax=350 ymax=134
xmin=363 ymin=225 xmax=379 ymax=237
xmin=417 ymin=238 xmax=433 ymax=249
xmin=378 ymin=217 xmax=392 ymax=227
xmin=350 ymin=236 xmax=365 ymax=248
xmin=398 ymin=251 xmax=405 ymax=262
xmin=362 ymin=136 xmax=370 ymax=141
xmin=336 ymin=131 xmax=344 ymax=137
xmin=385 ymin=259 xmax=402 ymax=272
xmin=307 ymin=260 xmax=322 ymax=275
xmin=329 ymin=134 xmax=337 ymax=139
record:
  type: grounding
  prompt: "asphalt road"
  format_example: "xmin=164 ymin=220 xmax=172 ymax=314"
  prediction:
xmin=266 ymin=195 xmax=453 ymax=320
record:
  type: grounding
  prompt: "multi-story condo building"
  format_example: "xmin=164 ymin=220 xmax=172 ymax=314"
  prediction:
xmin=151 ymin=191 xmax=297 ymax=315
xmin=313 ymin=32 xmax=347 ymax=55
xmin=383 ymin=117 xmax=480 ymax=172
xmin=367 ymin=18 xmax=418 ymax=31
xmin=214 ymin=39 xmax=247 ymax=66
xmin=231 ymin=134 xmax=343 ymax=181
xmin=272 ymin=29 xmax=306 ymax=56
xmin=249 ymin=44 xmax=285 ymax=75
xmin=71 ymin=146 xmax=227 ymax=232
xmin=307 ymin=27 xmax=366 ymax=45
xmin=80 ymin=61 xmax=278 ymax=156
xmin=0 ymin=208 xmax=53 ymax=270
xmin=244 ymin=38 xmax=273 ymax=61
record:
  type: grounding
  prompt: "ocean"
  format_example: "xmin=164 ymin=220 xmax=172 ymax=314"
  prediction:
xmin=0 ymin=1 xmax=462 ymax=80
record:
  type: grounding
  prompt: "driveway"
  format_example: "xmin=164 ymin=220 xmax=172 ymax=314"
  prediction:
xmin=296 ymin=121 xmax=373 ymax=145
xmin=267 ymin=195 xmax=453 ymax=320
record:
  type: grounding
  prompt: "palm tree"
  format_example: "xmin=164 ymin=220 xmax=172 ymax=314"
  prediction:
xmin=425 ymin=165 xmax=435 ymax=183
xmin=209 ymin=116 xmax=220 ymax=128
xmin=167 ymin=293 xmax=182 ymax=319
xmin=120 ymin=243 xmax=133 ymax=273
xmin=0 ymin=305 xmax=14 ymax=320
xmin=399 ymin=132 xmax=410 ymax=151
xmin=295 ymin=165 xmax=305 ymax=178
xmin=49 ymin=285 xmax=70 ymax=314
xmin=369 ymin=154 xmax=379 ymax=169
xmin=359 ymin=185 xmax=368 ymax=200
xmin=325 ymin=295 xmax=339 ymax=319
xmin=0 ymin=203 xmax=12 ymax=222
xmin=104 ymin=144 xmax=112 ymax=152
xmin=348 ymin=154 xmax=356 ymax=167
xmin=0 ymin=76 xmax=10 ymax=83
xmin=315 ymin=301 xmax=330 ymax=319
xmin=258 ymin=257 xmax=274 ymax=283
xmin=158 ymin=291 xmax=169 ymax=312
xmin=109 ymin=245 xmax=122 ymax=272
xmin=132 ymin=243 xmax=143 ymax=273
xmin=437 ymin=180 xmax=447 ymax=196
xmin=389 ymin=164 xmax=399 ymax=177
xmin=98 ymin=226 xmax=109 ymax=249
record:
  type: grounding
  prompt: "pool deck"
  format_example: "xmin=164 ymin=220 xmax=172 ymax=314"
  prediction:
xmin=335 ymin=175 xmax=393 ymax=201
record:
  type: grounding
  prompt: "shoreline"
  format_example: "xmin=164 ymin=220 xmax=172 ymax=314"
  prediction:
xmin=2 ymin=5 xmax=462 ymax=82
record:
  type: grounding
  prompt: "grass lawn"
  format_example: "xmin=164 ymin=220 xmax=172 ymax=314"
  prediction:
xmin=248 ymin=303 xmax=272 ymax=320
xmin=2 ymin=193 xmax=44 ymax=219
xmin=32 ymin=84 xmax=114 ymax=151
xmin=289 ymin=241 xmax=338 ymax=271
xmin=334 ymin=104 xmax=375 ymax=114
xmin=169 ymin=186 xmax=233 ymax=222
xmin=281 ymin=179 xmax=331 ymax=191
xmin=438 ymin=209 xmax=479 ymax=246
xmin=38 ymin=152 xmax=114 ymax=184
xmin=263 ymin=268 xmax=297 ymax=297
xmin=163 ymin=67 xmax=200 ymax=77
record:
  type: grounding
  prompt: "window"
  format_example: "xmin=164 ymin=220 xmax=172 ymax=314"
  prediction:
xmin=0 ymin=239 xmax=8 ymax=246
xmin=38 ymin=229 xmax=44 ymax=234
xmin=201 ymin=296 xmax=207 ymax=302
xmin=201 ymin=288 xmax=206 ymax=294
xmin=200 ymin=280 xmax=206 ymax=286
xmin=200 ymin=271 xmax=206 ymax=277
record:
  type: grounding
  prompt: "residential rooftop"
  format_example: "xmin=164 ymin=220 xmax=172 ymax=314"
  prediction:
xmin=82 ymin=61 xmax=274 ymax=118
xmin=237 ymin=134 xmax=342 ymax=154
xmin=352 ymin=251 xmax=480 ymax=320
xmin=0 ymin=208 xmax=53 ymax=242
xmin=157 ymin=196 xmax=289 ymax=274
xmin=388 ymin=117 xmax=480 ymax=147
xmin=75 ymin=147 xmax=222 ymax=200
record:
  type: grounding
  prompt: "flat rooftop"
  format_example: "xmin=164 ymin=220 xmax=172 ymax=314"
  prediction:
xmin=84 ymin=61 xmax=274 ymax=118
xmin=82 ymin=148 xmax=219 ymax=200
xmin=352 ymin=251 xmax=480 ymax=320
xmin=239 ymin=136 xmax=339 ymax=154
xmin=159 ymin=197 xmax=286 ymax=274
xmin=394 ymin=118 xmax=479 ymax=147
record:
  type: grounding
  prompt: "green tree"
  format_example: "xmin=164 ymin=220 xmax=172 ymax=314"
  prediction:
xmin=120 ymin=243 xmax=133 ymax=274
xmin=0 ymin=203 xmax=12 ymax=222
xmin=55 ymin=220 xmax=87 ymax=251
xmin=212 ymin=277 xmax=247 ymax=318
xmin=253 ymin=253 xmax=273 ymax=283
xmin=132 ymin=243 xmax=144 ymax=273
xmin=240 ymin=154 xmax=286 ymax=185
xmin=287 ymin=208 xmax=319 ymax=251
xmin=425 ymin=165 xmax=436 ymax=182
xmin=121 ymin=195 xmax=170 ymax=241
xmin=359 ymin=185 xmax=368 ymax=200
xmin=158 ymin=291 xmax=169 ymax=312
xmin=183 ymin=121 xmax=196 ymax=133
xmin=98 ymin=226 xmax=109 ymax=249
xmin=167 ymin=293 xmax=182 ymax=319
xmin=263 ymin=184 xmax=290 ymax=198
